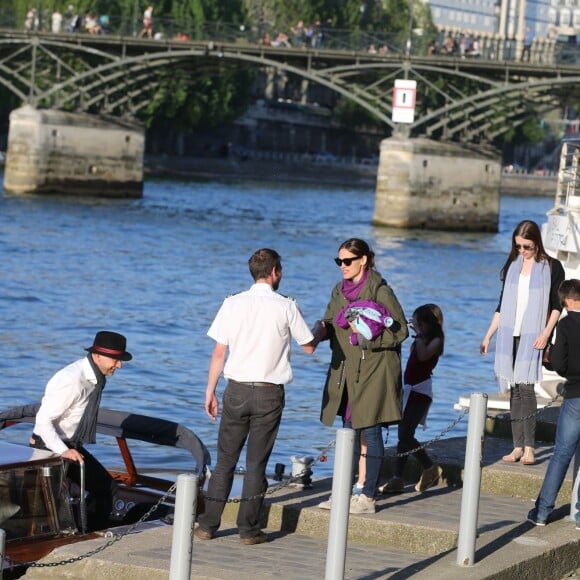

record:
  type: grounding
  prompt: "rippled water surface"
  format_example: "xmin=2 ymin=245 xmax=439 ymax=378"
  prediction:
xmin=0 ymin=171 xmax=554 ymax=478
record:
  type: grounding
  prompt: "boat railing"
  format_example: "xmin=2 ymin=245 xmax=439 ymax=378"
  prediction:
xmin=552 ymin=140 xmax=580 ymax=213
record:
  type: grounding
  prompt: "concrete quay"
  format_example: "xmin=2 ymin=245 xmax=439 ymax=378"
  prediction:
xmin=21 ymin=433 xmax=580 ymax=580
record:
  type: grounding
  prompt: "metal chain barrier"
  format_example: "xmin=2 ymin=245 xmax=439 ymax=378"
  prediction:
xmin=203 ymin=439 xmax=337 ymax=504
xmin=391 ymin=408 xmax=469 ymax=458
xmin=6 ymin=482 xmax=177 ymax=570
xmin=359 ymin=409 xmax=469 ymax=461
xmin=501 ymin=393 xmax=561 ymax=422
xmin=205 ymin=411 xmax=470 ymax=502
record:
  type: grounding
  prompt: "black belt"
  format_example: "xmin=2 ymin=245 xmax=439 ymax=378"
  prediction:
xmin=30 ymin=433 xmax=78 ymax=450
xmin=29 ymin=433 xmax=48 ymax=449
xmin=232 ymin=380 xmax=283 ymax=388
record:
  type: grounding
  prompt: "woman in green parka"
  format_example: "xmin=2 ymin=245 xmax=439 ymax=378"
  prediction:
xmin=318 ymin=238 xmax=408 ymax=514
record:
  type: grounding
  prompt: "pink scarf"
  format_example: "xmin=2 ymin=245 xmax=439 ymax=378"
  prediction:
xmin=341 ymin=269 xmax=369 ymax=301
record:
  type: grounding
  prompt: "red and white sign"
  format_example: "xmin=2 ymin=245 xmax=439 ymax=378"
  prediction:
xmin=392 ymin=79 xmax=417 ymax=124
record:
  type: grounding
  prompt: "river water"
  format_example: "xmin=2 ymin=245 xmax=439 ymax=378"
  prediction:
xmin=0 ymin=170 xmax=554 ymax=479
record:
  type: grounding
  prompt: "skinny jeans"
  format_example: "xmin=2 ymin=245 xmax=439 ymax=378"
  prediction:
xmin=510 ymin=337 xmax=537 ymax=448
xmin=534 ymin=397 xmax=580 ymax=524
xmin=198 ymin=381 xmax=284 ymax=539
xmin=344 ymin=419 xmax=384 ymax=498
xmin=394 ymin=391 xmax=433 ymax=477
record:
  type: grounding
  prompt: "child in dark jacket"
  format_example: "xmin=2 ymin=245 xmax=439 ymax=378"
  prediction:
xmin=528 ymin=279 xmax=580 ymax=528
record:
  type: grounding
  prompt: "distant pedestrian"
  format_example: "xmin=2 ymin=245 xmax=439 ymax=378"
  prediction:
xmin=527 ymin=279 xmax=580 ymax=529
xmin=140 ymin=5 xmax=153 ymax=38
xmin=481 ymin=220 xmax=565 ymax=466
xmin=521 ymin=26 xmax=534 ymax=62
xmin=194 ymin=248 xmax=322 ymax=545
xmin=381 ymin=304 xmax=444 ymax=494
xmin=24 ymin=7 xmax=36 ymax=31
xmin=51 ymin=9 xmax=63 ymax=33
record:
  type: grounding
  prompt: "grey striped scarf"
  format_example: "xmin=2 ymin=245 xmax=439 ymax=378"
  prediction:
xmin=494 ymin=256 xmax=550 ymax=393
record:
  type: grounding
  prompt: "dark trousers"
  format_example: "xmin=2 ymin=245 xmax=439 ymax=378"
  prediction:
xmin=394 ymin=391 xmax=433 ymax=477
xmin=66 ymin=446 xmax=117 ymax=530
xmin=510 ymin=337 xmax=537 ymax=447
xmin=30 ymin=437 xmax=117 ymax=531
xmin=198 ymin=381 xmax=285 ymax=538
xmin=521 ymin=45 xmax=531 ymax=61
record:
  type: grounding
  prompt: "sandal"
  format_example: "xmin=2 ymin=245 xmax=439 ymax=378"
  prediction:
xmin=502 ymin=448 xmax=524 ymax=463
xmin=522 ymin=447 xmax=535 ymax=465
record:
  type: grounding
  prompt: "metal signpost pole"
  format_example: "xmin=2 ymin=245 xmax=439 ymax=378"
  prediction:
xmin=170 ymin=473 xmax=198 ymax=580
xmin=456 ymin=393 xmax=488 ymax=567
xmin=325 ymin=428 xmax=355 ymax=580
xmin=0 ymin=528 xmax=5 ymax=579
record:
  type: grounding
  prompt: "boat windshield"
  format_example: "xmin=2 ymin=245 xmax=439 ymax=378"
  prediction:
xmin=0 ymin=461 xmax=76 ymax=541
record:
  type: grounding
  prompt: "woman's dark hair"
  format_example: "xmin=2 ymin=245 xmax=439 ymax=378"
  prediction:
xmin=413 ymin=304 xmax=445 ymax=355
xmin=338 ymin=238 xmax=375 ymax=270
xmin=248 ymin=248 xmax=281 ymax=281
xmin=500 ymin=220 xmax=551 ymax=280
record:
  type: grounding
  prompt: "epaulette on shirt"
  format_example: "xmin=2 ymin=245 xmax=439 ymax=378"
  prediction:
xmin=226 ymin=291 xmax=243 ymax=298
xmin=280 ymin=294 xmax=296 ymax=302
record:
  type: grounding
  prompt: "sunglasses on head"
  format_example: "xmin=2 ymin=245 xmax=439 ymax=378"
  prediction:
xmin=515 ymin=243 xmax=535 ymax=251
xmin=334 ymin=256 xmax=362 ymax=267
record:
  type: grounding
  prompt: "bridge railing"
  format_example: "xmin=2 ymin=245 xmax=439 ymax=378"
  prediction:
xmin=2 ymin=10 xmax=580 ymax=65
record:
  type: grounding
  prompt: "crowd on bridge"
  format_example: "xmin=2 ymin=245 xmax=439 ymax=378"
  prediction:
xmin=20 ymin=5 xmax=565 ymax=65
xmin=24 ymin=5 xmax=111 ymax=35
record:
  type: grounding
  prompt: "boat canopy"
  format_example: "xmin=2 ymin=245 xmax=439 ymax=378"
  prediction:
xmin=0 ymin=404 xmax=211 ymax=472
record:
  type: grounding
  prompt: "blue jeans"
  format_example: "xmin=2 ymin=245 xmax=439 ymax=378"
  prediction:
xmin=534 ymin=397 xmax=580 ymax=525
xmin=344 ymin=420 xmax=384 ymax=498
xmin=198 ymin=381 xmax=285 ymax=538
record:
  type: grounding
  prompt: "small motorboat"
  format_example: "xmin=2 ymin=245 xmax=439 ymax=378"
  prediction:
xmin=0 ymin=405 xmax=210 ymax=576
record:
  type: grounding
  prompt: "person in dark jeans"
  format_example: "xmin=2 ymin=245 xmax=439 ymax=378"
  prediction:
xmin=195 ymin=248 xmax=321 ymax=545
xmin=528 ymin=279 xmax=580 ymax=528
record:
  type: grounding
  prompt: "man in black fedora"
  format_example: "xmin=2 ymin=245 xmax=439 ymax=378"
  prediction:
xmin=30 ymin=331 xmax=132 ymax=531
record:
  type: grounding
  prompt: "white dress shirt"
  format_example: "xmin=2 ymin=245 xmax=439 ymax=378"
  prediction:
xmin=34 ymin=357 xmax=99 ymax=454
xmin=208 ymin=283 xmax=314 ymax=385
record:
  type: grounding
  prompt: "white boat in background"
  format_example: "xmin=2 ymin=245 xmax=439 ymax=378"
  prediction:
xmin=542 ymin=138 xmax=580 ymax=280
xmin=456 ymin=139 xmax=580 ymax=413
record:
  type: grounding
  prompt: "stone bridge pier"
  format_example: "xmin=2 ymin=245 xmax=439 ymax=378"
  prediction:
xmin=373 ymin=136 xmax=500 ymax=232
xmin=3 ymin=106 xmax=144 ymax=198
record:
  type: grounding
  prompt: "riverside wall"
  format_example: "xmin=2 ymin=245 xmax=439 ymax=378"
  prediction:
xmin=3 ymin=106 xmax=144 ymax=197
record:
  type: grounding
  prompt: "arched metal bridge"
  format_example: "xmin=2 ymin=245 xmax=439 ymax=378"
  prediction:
xmin=1 ymin=28 xmax=579 ymax=142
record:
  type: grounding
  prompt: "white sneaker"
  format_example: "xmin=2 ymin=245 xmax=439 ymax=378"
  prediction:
xmin=349 ymin=493 xmax=376 ymax=514
xmin=318 ymin=497 xmax=332 ymax=510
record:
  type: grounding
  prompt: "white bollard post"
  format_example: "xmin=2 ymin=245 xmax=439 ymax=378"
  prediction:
xmin=0 ymin=528 xmax=5 ymax=580
xmin=569 ymin=441 xmax=580 ymax=521
xmin=325 ymin=428 xmax=355 ymax=580
xmin=169 ymin=473 xmax=198 ymax=580
xmin=456 ymin=393 xmax=488 ymax=567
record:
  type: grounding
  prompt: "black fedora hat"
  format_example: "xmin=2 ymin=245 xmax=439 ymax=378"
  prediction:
xmin=86 ymin=331 xmax=132 ymax=361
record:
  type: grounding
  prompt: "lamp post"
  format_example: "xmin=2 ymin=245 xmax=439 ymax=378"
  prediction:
xmin=133 ymin=0 xmax=139 ymax=36
xmin=406 ymin=0 xmax=413 ymax=56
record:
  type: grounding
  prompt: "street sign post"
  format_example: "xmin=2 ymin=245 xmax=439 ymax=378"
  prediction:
xmin=392 ymin=79 xmax=417 ymax=124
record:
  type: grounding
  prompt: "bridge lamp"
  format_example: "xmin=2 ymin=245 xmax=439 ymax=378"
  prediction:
xmin=133 ymin=0 xmax=139 ymax=36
